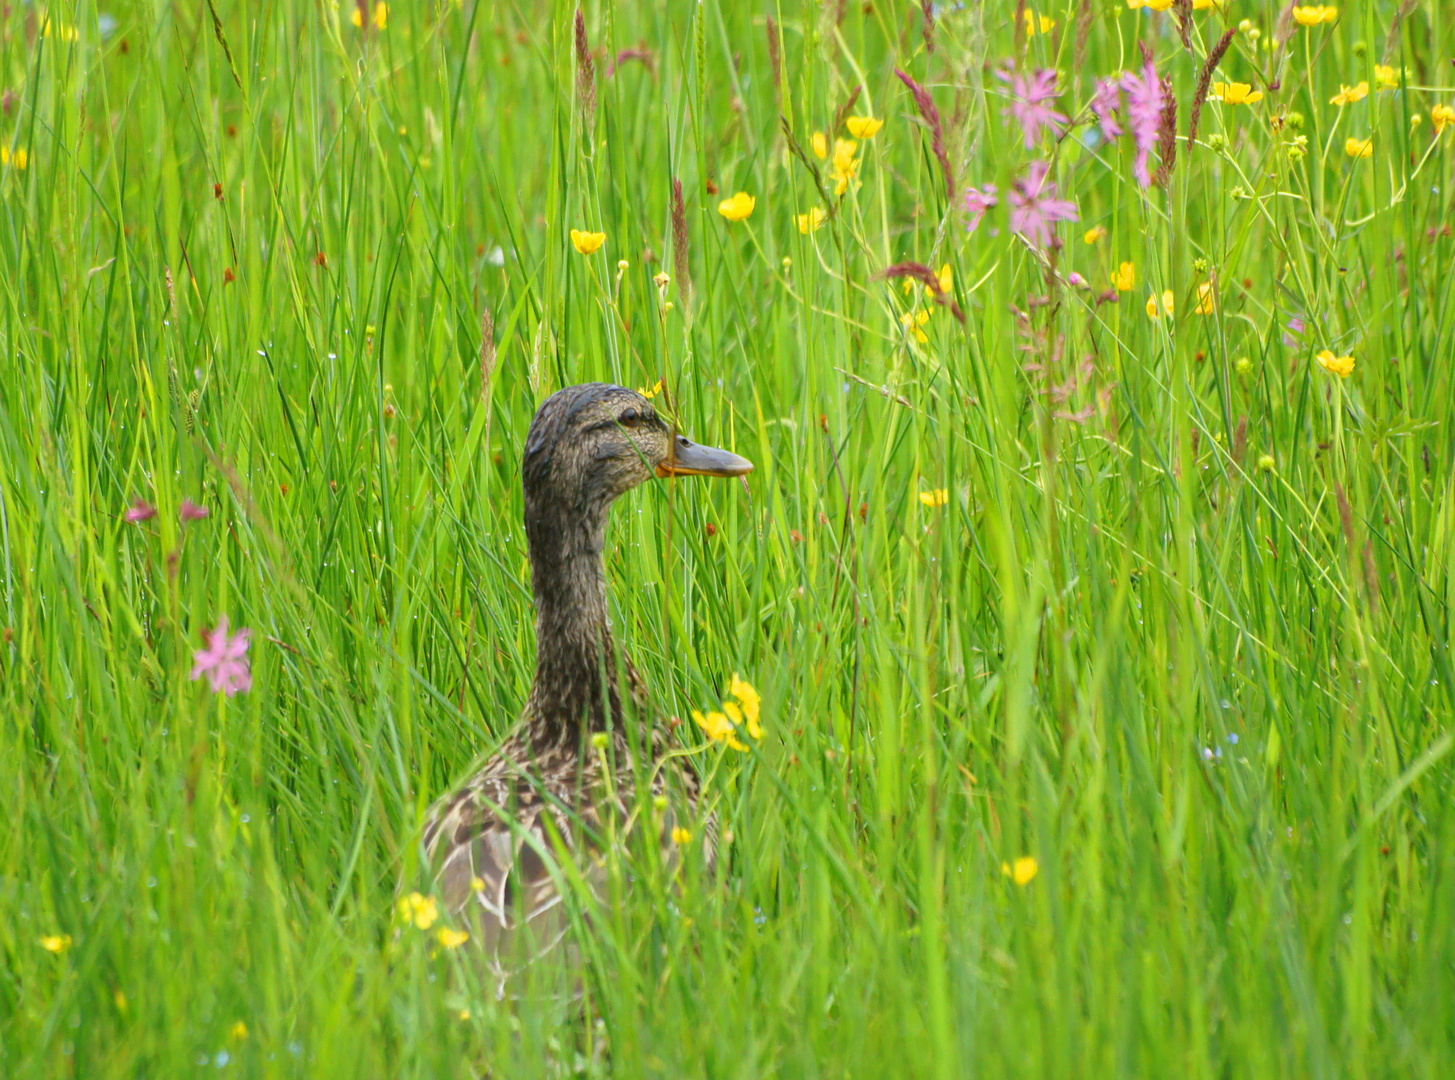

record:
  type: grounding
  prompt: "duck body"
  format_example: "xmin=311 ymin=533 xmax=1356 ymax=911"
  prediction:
xmin=422 ymin=383 xmax=751 ymax=974
xmin=422 ymin=711 xmax=690 ymax=964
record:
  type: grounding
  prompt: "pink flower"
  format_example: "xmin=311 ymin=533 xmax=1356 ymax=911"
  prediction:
xmin=190 ymin=616 xmax=253 ymax=696
xmin=1067 ymin=272 xmax=1091 ymax=289
xmin=1091 ymin=78 xmax=1123 ymax=141
xmin=963 ymin=183 xmax=999 ymax=232
xmin=1008 ymin=162 xmax=1080 ymax=249
xmin=1120 ymin=61 xmax=1164 ymax=189
xmin=125 ymin=499 xmax=157 ymax=524
xmin=1001 ymin=69 xmax=1068 ymax=149
xmin=180 ymin=500 xmax=210 ymax=522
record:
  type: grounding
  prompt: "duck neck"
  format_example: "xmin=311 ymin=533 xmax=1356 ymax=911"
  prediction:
xmin=524 ymin=498 xmax=622 ymax=746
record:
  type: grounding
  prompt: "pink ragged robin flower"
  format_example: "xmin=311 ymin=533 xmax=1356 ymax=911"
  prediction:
xmin=1091 ymin=78 xmax=1124 ymax=141
xmin=180 ymin=499 xmax=210 ymax=522
xmin=125 ymin=499 xmax=157 ymax=523
xmin=1120 ymin=60 xmax=1164 ymax=189
xmin=1008 ymin=162 xmax=1079 ymax=249
xmin=191 ymin=616 xmax=253 ymax=696
xmin=999 ymin=68 xmax=1068 ymax=149
xmin=963 ymin=184 xmax=999 ymax=232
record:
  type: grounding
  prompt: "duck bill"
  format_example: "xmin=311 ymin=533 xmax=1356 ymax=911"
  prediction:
xmin=657 ymin=438 xmax=754 ymax=478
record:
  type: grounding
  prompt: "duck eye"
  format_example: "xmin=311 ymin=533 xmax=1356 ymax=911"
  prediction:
xmin=618 ymin=409 xmax=641 ymax=428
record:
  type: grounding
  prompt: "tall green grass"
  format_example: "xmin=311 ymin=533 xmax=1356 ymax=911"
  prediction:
xmin=2 ymin=0 xmax=1453 ymax=1075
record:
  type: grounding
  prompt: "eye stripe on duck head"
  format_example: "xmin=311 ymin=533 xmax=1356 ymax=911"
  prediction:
xmin=524 ymin=383 xmax=655 ymax=470
xmin=586 ymin=407 xmax=665 ymax=433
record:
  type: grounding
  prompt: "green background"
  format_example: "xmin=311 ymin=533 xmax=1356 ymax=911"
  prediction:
xmin=2 ymin=1 xmax=1453 ymax=1075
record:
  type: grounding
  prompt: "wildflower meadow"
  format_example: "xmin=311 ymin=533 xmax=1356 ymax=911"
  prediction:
xmin=3 ymin=0 xmax=1455 ymax=1075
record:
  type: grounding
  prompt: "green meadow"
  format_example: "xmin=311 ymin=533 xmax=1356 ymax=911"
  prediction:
xmin=3 ymin=0 xmax=1454 ymax=1075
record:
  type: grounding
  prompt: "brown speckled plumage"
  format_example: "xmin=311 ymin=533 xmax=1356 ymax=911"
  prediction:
xmin=422 ymin=383 xmax=751 ymax=982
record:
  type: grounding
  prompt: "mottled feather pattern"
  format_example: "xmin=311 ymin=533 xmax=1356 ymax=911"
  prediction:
xmin=422 ymin=707 xmax=708 ymax=973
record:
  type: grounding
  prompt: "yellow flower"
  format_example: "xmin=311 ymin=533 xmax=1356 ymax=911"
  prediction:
xmin=830 ymin=139 xmax=860 ymax=195
xmin=1 ymin=146 xmax=28 ymax=169
xmin=1127 ymin=0 xmax=1175 ymax=10
xmin=693 ymin=709 xmax=747 ymax=751
xmin=40 ymin=934 xmax=73 ymax=954
xmin=1213 ymin=82 xmax=1264 ymax=105
xmin=919 ymin=488 xmax=950 ymax=508
xmin=1146 ymin=290 xmax=1174 ymax=319
xmin=1194 ymin=282 xmax=1216 ymax=315
xmin=671 ymin=827 xmax=693 ymax=845
xmin=397 ymin=892 xmax=439 ymax=930
xmin=723 ymin=699 xmax=747 ymax=734
xmin=1111 ymin=262 xmax=1135 ymax=292
xmin=570 ymin=228 xmax=606 ymax=255
xmin=350 ymin=3 xmax=388 ymax=28
xmin=436 ymin=927 xmax=471 ymax=949
xmin=1374 ymin=65 xmax=1401 ymax=90
xmin=729 ymin=674 xmax=763 ymax=739
xmin=1192 ymin=0 xmax=1228 ymax=9
xmin=470 ymin=875 xmax=486 ymax=893
xmin=796 ymin=207 xmax=828 ymax=233
xmin=1344 ymin=136 xmax=1373 ymax=158
xmin=1001 ymin=857 xmax=1039 ymax=886
xmin=1329 ymin=82 xmax=1369 ymax=106
xmin=1293 ymin=5 xmax=1337 ymax=25
xmin=901 ymin=310 xmax=930 ymax=343
xmin=812 ymin=131 xmax=828 ymax=159
xmin=694 ymin=677 xmax=761 ymax=750
xmin=1316 ymin=349 xmax=1355 ymax=378
xmin=40 ymin=19 xmax=80 ymax=41
xmin=846 ymin=116 xmax=883 ymax=139
xmin=229 ymin=1022 xmax=249 ymax=1042
xmin=936 ymin=264 xmax=953 ymax=294
xmin=1023 ymin=10 xmax=1057 ymax=34
xmin=1432 ymin=104 xmax=1455 ymax=134
xmin=637 ymin=379 xmax=663 ymax=399
xmin=718 ymin=192 xmax=756 ymax=221
xmin=1083 ymin=225 xmax=1107 ymax=244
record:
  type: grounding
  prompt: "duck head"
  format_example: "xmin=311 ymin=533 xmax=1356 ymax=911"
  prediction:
xmin=523 ymin=384 xmax=752 ymax=536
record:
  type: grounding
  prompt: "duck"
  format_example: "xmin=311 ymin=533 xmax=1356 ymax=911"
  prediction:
xmin=422 ymin=382 xmax=753 ymax=980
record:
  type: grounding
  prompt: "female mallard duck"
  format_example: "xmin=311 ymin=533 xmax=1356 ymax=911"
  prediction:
xmin=423 ymin=383 xmax=752 ymax=976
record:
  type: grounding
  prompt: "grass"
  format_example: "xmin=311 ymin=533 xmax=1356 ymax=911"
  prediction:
xmin=3 ymin=0 xmax=1454 ymax=1075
